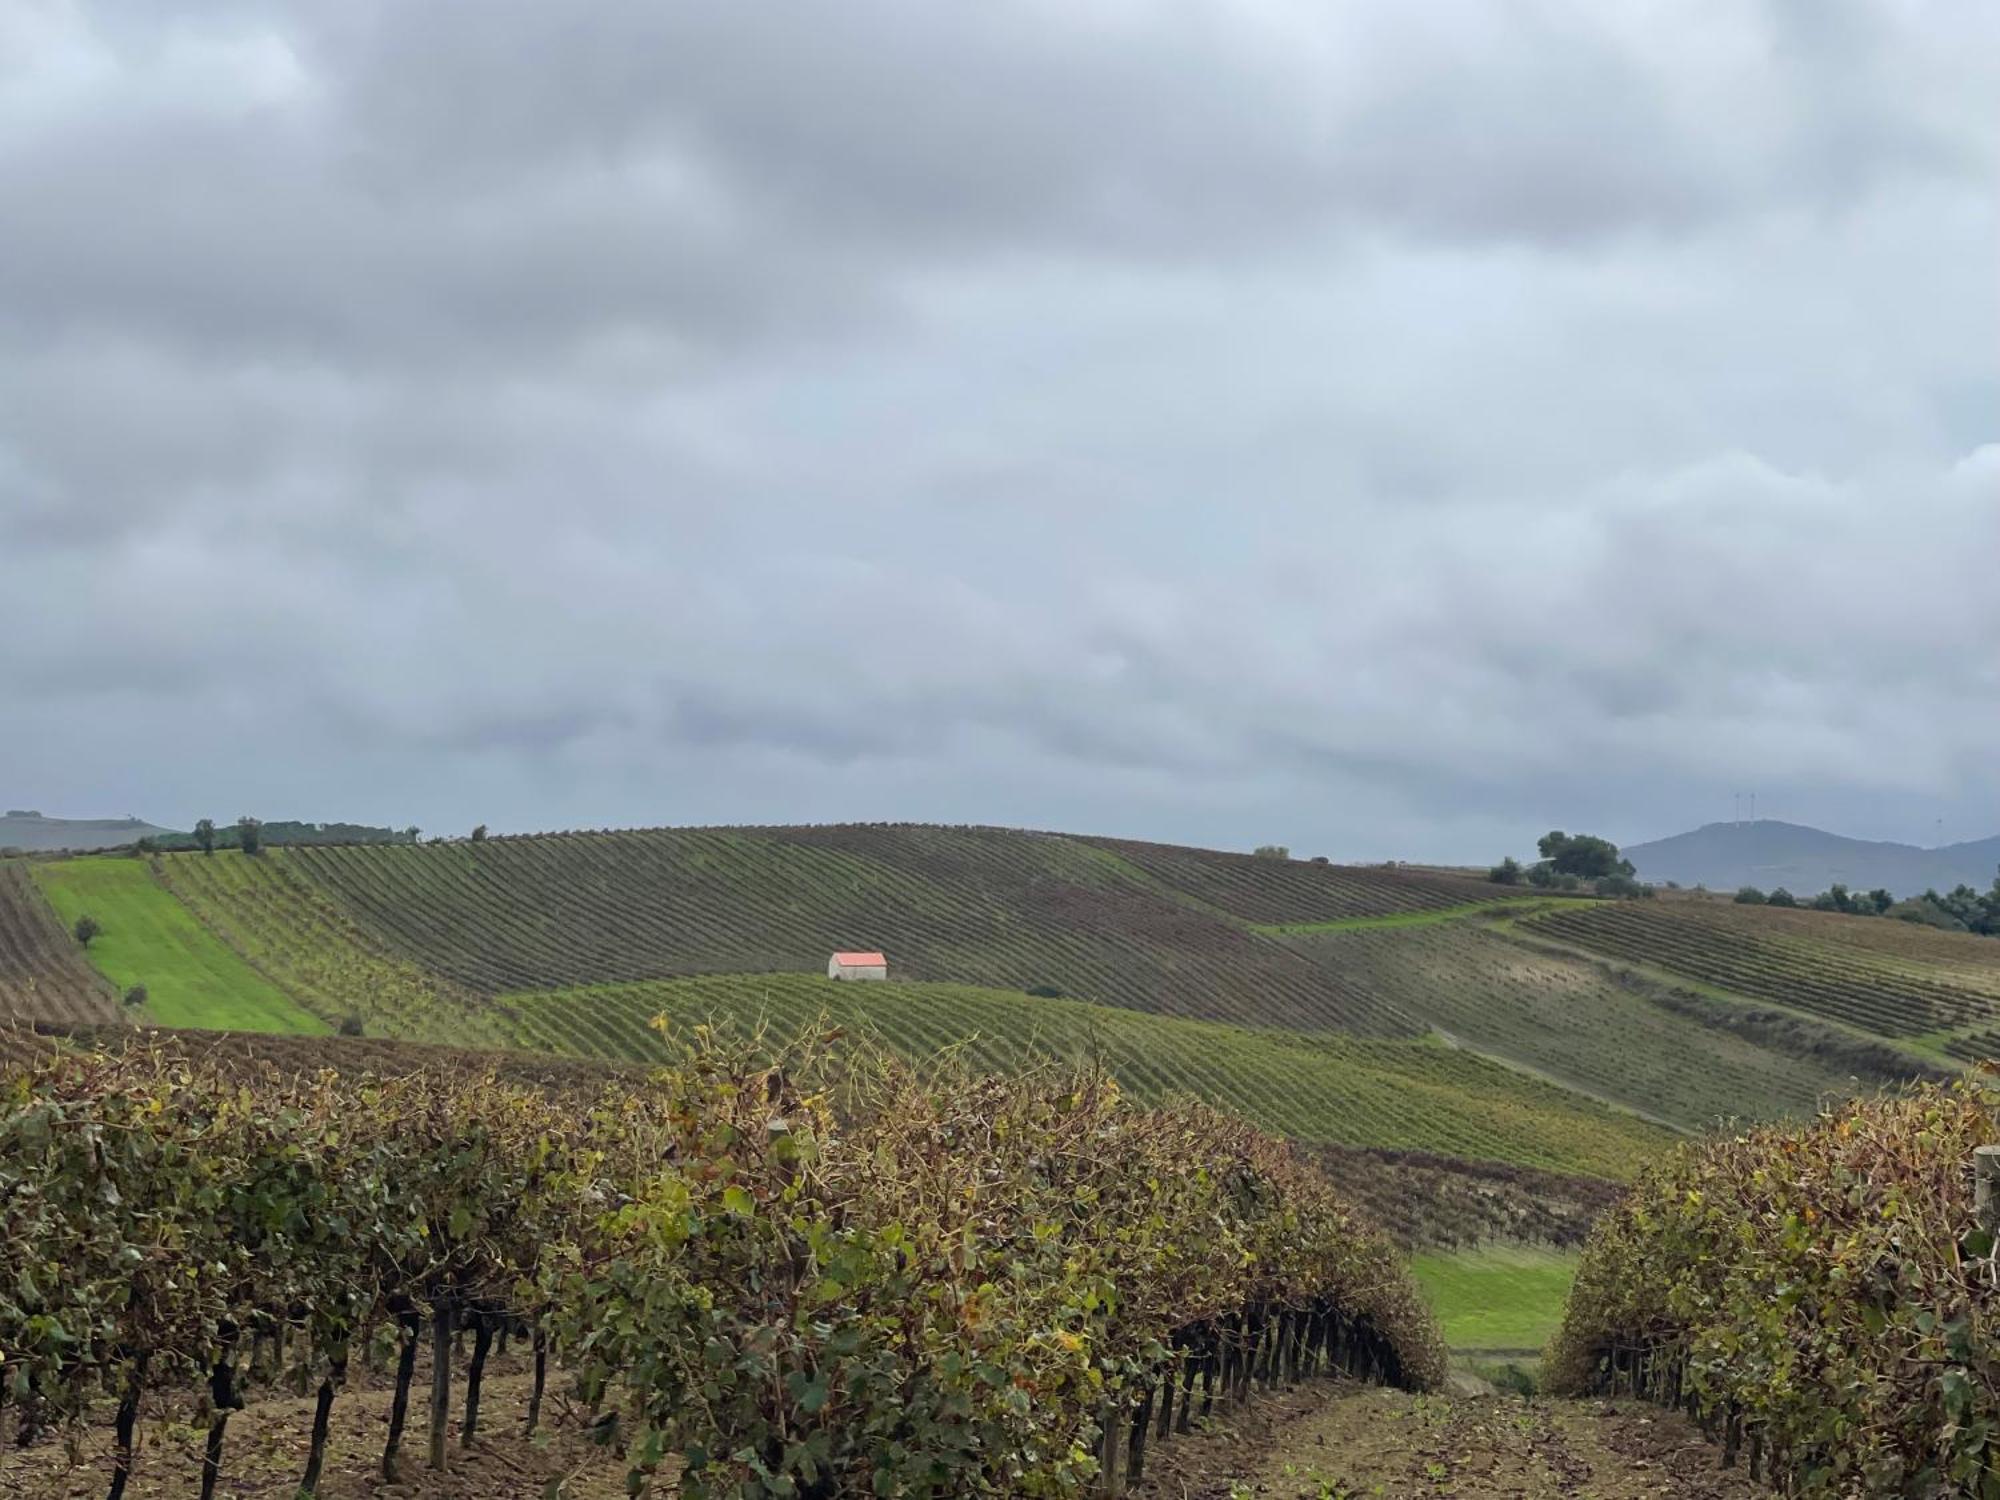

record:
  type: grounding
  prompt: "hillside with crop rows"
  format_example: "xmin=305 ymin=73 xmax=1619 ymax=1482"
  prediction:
xmin=1523 ymin=894 xmax=2000 ymax=1048
xmin=5 ymin=824 xmax=1990 ymax=1202
xmin=500 ymin=972 xmax=1669 ymax=1178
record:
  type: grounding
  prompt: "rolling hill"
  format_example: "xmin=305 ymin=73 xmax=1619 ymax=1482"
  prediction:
xmin=1626 ymin=818 xmax=2000 ymax=897
xmin=5 ymin=821 xmax=1982 ymax=1197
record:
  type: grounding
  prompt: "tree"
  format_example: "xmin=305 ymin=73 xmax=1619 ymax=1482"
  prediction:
xmin=123 ymin=984 xmax=147 ymax=1008
xmin=470 ymin=824 xmax=488 ymax=842
xmin=1488 ymin=857 xmax=1523 ymax=886
xmin=1252 ymin=845 xmax=1290 ymax=860
xmin=237 ymin=816 xmax=263 ymax=856
xmin=338 ymin=1014 xmax=365 ymax=1037
xmin=1734 ymin=886 xmax=1767 ymax=905
xmin=133 ymin=836 xmax=159 ymax=856
xmin=73 ymin=914 xmax=101 ymax=948
xmin=194 ymin=818 xmax=217 ymax=855
xmin=1536 ymin=831 xmax=1635 ymax=880
xmin=1766 ymin=887 xmax=1798 ymax=908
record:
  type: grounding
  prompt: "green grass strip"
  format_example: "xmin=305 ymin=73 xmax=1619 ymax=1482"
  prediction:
xmin=1252 ymin=897 xmax=1563 ymax=936
xmin=31 ymin=857 xmax=328 ymax=1034
xmin=1409 ymin=1246 xmax=1578 ymax=1353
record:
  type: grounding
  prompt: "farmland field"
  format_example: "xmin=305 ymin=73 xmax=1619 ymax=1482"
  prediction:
xmin=1283 ymin=920 xmax=1877 ymax=1129
xmin=154 ymin=848 xmax=507 ymax=1043
xmin=0 ymin=863 xmax=118 ymax=1025
xmin=1522 ymin=896 xmax=2000 ymax=1044
xmin=501 ymin=972 xmax=1673 ymax=1178
xmin=29 ymin=857 xmax=327 ymax=1033
xmin=1410 ymin=1245 xmax=1577 ymax=1354
xmin=283 ymin=825 xmax=1442 ymax=1033
xmin=6 ymin=823 xmax=1985 ymax=1197
xmin=1075 ymin=834 xmax=1509 ymax=924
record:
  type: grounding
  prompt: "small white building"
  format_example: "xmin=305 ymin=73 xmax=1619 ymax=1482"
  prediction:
xmin=827 ymin=950 xmax=889 ymax=982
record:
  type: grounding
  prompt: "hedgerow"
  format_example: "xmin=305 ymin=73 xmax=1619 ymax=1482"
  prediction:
xmin=1547 ymin=1080 xmax=2000 ymax=1496
xmin=0 ymin=1026 xmax=1443 ymax=1497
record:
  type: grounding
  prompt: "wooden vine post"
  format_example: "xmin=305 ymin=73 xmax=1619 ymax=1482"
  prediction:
xmin=1974 ymin=1145 xmax=2000 ymax=1234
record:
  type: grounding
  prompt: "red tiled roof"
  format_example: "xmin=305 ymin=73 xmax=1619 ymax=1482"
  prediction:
xmin=831 ymin=951 xmax=888 ymax=966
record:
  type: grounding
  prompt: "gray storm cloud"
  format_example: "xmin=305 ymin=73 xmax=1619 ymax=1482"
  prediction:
xmin=2 ymin=0 xmax=1995 ymax=860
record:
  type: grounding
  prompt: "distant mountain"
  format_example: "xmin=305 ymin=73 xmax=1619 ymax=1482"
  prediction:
xmin=1626 ymin=820 xmax=2000 ymax=898
xmin=0 ymin=811 xmax=175 ymax=854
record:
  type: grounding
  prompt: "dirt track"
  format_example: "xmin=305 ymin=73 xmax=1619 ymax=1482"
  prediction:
xmin=1136 ymin=1383 xmax=1775 ymax=1499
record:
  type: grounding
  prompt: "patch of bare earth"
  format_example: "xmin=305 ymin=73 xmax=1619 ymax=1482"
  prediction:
xmin=1134 ymin=1384 xmax=1775 ymax=1499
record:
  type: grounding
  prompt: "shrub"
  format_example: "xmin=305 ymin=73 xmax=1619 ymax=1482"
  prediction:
xmin=1025 ymin=984 xmax=1064 ymax=999
xmin=194 ymin=818 xmax=216 ymax=855
xmin=470 ymin=824 xmax=488 ymax=842
xmin=1733 ymin=886 xmax=1767 ymax=905
xmin=1765 ymin=887 xmax=1797 ymax=908
xmin=122 ymin=984 xmax=147 ymax=1008
xmin=1252 ymin=844 xmax=1290 ymax=860
xmin=1592 ymin=874 xmax=1646 ymax=899
xmin=337 ymin=1014 xmax=365 ymax=1036
xmin=1488 ymin=856 xmax=1523 ymax=885
xmin=236 ymin=815 xmax=263 ymax=856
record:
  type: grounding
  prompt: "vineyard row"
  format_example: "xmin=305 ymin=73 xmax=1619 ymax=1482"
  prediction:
xmin=1548 ymin=1080 xmax=2000 ymax=1497
xmin=0 ymin=1030 xmax=1446 ymax=1499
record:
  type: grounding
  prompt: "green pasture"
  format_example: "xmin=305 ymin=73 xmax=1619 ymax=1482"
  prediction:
xmin=30 ymin=857 xmax=327 ymax=1034
xmin=1410 ymin=1245 xmax=1577 ymax=1354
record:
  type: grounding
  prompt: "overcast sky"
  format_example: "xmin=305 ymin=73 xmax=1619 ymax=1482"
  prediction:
xmin=3 ymin=1 xmax=1995 ymax=861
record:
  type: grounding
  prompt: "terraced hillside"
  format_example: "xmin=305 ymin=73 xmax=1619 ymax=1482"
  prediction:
xmin=499 ymin=972 xmax=1669 ymax=1179
xmin=1522 ymin=895 xmax=2000 ymax=1053
xmin=0 ymin=863 xmax=117 ymax=1025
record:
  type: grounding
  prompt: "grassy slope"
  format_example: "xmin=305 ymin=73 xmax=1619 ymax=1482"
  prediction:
xmin=30 ymin=858 xmax=326 ymax=1034
xmin=500 ymin=973 xmax=1672 ymax=1179
xmin=1410 ymin=1246 xmax=1578 ymax=1353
